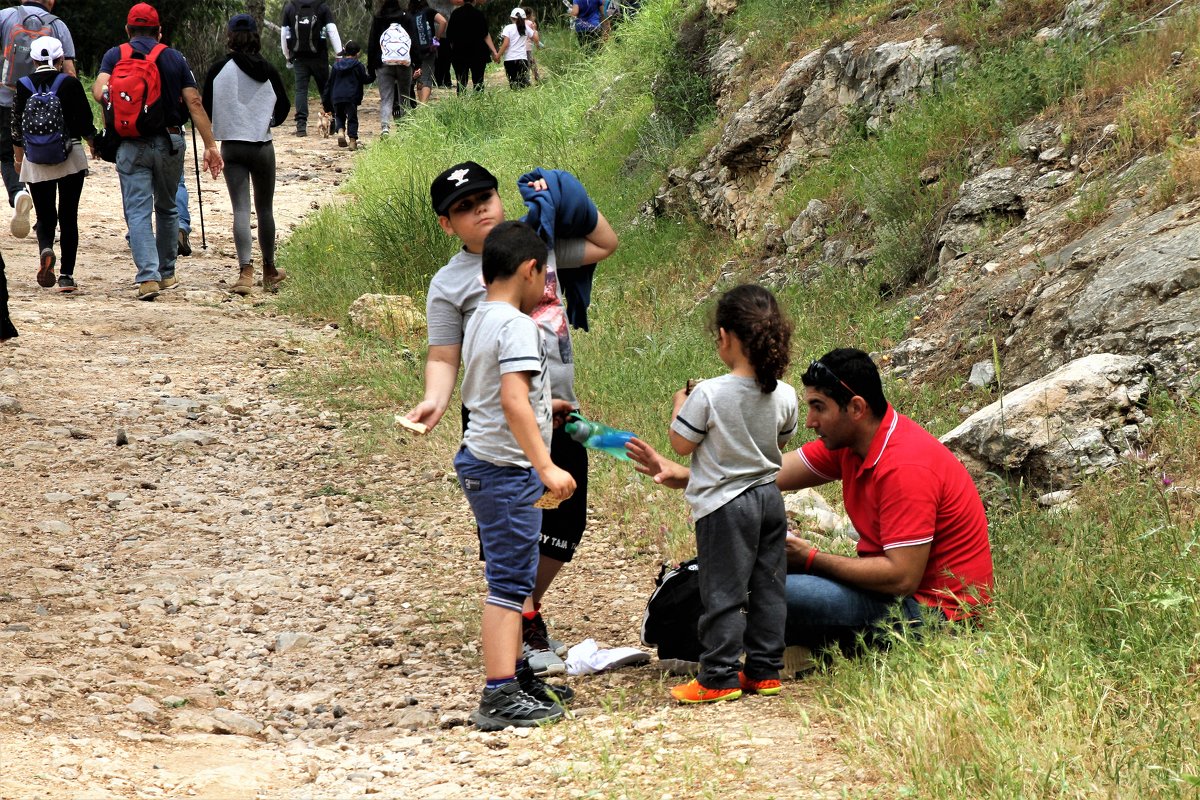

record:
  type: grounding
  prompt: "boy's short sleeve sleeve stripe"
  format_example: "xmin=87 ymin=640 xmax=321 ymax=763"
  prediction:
xmin=670 ymin=386 xmax=710 ymax=443
xmin=497 ymin=317 xmax=543 ymax=374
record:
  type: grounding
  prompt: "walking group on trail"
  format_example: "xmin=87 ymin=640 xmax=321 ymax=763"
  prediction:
xmin=0 ymin=0 xmax=994 ymax=738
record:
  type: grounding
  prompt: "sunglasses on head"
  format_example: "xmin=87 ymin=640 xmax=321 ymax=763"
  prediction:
xmin=807 ymin=359 xmax=857 ymax=398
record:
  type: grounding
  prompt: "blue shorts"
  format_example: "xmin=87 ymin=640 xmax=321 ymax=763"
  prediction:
xmin=454 ymin=447 xmax=544 ymax=611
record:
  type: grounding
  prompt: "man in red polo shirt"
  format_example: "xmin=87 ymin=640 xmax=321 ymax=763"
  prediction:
xmin=628 ymin=347 xmax=992 ymax=652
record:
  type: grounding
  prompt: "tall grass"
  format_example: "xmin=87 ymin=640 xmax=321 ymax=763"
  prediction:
xmin=276 ymin=0 xmax=1200 ymax=795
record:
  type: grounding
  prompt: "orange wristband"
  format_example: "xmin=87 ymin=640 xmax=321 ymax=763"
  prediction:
xmin=804 ymin=547 xmax=819 ymax=573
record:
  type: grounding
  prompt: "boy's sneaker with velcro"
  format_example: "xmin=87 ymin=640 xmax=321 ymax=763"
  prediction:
xmin=470 ymin=681 xmax=563 ymax=731
xmin=517 ymin=661 xmax=574 ymax=708
xmin=738 ymin=672 xmax=782 ymax=696
xmin=670 ymin=678 xmax=742 ymax=704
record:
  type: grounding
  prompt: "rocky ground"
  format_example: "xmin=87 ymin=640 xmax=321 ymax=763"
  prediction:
xmin=0 ymin=89 xmax=866 ymax=799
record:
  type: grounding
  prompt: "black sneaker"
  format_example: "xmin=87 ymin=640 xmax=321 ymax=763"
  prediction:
xmin=56 ymin=274 xmax=77 ymax=293
xmin=524 ymin=611 xmax=568 ymax=656
xmin=517 ymin=661 xmax=575 ymax=707
xmin=469 ymin=681 xmax=563 ymax=731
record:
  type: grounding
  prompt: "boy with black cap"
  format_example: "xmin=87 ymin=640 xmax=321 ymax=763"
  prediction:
xmin=404 ymin=162 xmax=617 ymax=678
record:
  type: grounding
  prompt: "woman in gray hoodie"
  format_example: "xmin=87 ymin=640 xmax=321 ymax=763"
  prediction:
xmin=202 ymin=14 xmax=292 ymax=295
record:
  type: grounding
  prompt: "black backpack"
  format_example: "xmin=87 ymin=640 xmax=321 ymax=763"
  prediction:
xmin=413 ymin=9 xmax=436 ymax=57
xmin=640 ymin=558 xmax=702 ymax=662
xmin=291 ymin=1 xmax=324 ymax=57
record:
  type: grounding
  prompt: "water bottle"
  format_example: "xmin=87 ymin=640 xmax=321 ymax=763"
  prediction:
xmin=563 ymin=413 xmax=635 ymax=461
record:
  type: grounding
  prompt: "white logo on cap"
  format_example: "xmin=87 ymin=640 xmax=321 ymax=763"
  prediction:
xmin=448 ymin=168 xmax=470 ymax=187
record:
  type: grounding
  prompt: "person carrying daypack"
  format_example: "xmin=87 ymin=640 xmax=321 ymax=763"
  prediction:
xmin=0 ymin=0 xmax=75 ymax=239
xmin=92 ymin=3 xmax=223 ymax=302
xmin=408 ymin=0 xmax=447 ymax=105
xmin=280 ymin=0 xmax=341 ymax=136
xmin=12 ymin=35 xmax=93 ymax=293
xmin=367 ymin=0 xmax=418 ymax=135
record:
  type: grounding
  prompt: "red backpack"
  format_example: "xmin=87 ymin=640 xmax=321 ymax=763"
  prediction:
xmin=103 ymin=43 xmax=168 ymax=138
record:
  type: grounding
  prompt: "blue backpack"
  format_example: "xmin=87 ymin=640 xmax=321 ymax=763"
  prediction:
xmin=19 ymin=73 xmax=69 ymax=165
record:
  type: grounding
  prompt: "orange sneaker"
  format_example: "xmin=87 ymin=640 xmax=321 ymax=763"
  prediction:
xmin=739 ymin=672 xmax=782 ymax=696
xmin=670 ymin=679 xmax=742 ymax=704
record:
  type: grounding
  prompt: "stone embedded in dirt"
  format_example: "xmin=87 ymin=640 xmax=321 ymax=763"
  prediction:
xmin=211 ymin=707 xmax=264 ymax=736
xmin=170 ymin=709 xmax=219 ymax=733
xmin=38 ymin=520 xmax=70 ymax=534
xmin=158 ymin=430 xmax=217 ymax=446
xmin=43 ymin=492 xmax=74 ymax=504
xmin=150 ymin=374 xmax=171 ymax=385
xmin=394 ymin=707 xmax=436 ymax=731
xmin=0 ymin=395 xmax=21 ymax=414
xmin=127 ymin=695 xmax=160 ymax=723
xmin=275 ymin=632 xmax=314 ymax=654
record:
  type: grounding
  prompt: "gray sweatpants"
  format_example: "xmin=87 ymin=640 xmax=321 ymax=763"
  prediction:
xmin=695 ymin=482 xmax=788 ymax=689
xmin=220 ymin=140 xmax=277 ymax=269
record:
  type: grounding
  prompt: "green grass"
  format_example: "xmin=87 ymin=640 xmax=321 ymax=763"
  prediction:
xmin=274 ymin=0 xmax=1200 ymax=796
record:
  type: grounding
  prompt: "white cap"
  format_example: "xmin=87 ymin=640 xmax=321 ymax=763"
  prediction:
xmin=29 ymin=35 xmax=63 ymax=63
xmin=510 ymin=7 xmax=526 ymax=17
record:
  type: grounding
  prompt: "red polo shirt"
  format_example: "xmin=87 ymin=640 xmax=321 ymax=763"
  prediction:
xmin=798 ymin=406 xmax=993 ymax=620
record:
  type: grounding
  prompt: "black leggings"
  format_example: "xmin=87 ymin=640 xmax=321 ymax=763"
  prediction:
xmin=0 ymin=252 xmax=16 ymax=340
xmin=503 ymin=59 xmax=530 ymax=89
xmin=221 ymin=140 xmax=277 ymax=268
xmin=29 ymin=170 xmax=85 ymax=275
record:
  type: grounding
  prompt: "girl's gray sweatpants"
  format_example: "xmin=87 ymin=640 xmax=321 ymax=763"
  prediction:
xmin=220 ymin=140 xmax=276 ymax=269
xmin=695 ymin=482 xmax=788 ymax=689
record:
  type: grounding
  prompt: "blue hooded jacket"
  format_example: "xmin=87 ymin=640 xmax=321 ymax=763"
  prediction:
xmin=519 ymin=168 xmax=598 ymax=330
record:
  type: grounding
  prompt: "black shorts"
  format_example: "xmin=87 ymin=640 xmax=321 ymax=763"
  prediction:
xmin=462 ymin=406 xmax=589 ymax=563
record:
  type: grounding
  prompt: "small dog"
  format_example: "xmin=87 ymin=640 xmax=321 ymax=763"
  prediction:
xmin=316 ymin=110 xmax=331 ymax=138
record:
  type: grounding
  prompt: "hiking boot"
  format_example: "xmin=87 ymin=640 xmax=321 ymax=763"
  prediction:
xmin=230 ymin=265 xmax=254 ymax=296
xmin=295 ymin=125 xmax=307 ymax=137
xmin=349 ymin=138 xmax=358 ymax=151
xmin=10 ymin=189 xmax=32 ymax=238
xmin=56 ymin=274 xmax=76 ymax=293
xmin=338 ymin=132 xmax=347 ymax=147
xmin=516 ymin=661 xmax=575 ymax=707
xmin=522 ymin=642 xmax=566 ymax=677
xmin=160 ymin=275 xmax=178 ymax=290
xmin=262 ymin=268 xmax=287 ymax=293
xmin=469 ymin=681 xmax=563 ymax=731
xmin=137 ymin=280 xmax=160 ymax=301
xmin=524 ymin=612 xmax=568 ymax=657
xmin=670 ymin=679 xmax=742 ymax=704
xmin=37 ymin=247 xmax=56 ymax=287
xmin=177 ymin=229 xmax=192 ymax=257
xmin=738 ymin=672 xmax=782 ymax=697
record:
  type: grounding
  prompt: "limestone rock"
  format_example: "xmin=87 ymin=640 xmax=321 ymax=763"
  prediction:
xmin=347 ymin=294 xmax=426 ymax=340
xmin=210 ymin=707 xmax=264 ymax=736
xmin=941 ymin=354 xmax=1152 ymax=490
xmin=0 ymin=395 xmax=21 ymax=414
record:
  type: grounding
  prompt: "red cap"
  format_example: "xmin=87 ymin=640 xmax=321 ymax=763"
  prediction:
xmin=127 ymin=3 xmax=160 ymax=26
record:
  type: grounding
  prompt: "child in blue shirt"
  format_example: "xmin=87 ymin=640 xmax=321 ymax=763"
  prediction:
xmin=321 ymin=41 xmax=370 ymax=149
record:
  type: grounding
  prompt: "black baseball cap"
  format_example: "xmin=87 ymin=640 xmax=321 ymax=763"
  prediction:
xmin=430 ymin=161 xmax=498 ymax=216
xmin=228 ymin=14 xmax=256 ymax=32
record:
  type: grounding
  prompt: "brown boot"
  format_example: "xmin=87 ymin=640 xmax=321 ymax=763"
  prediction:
xmin=349 ymin=138 xmax=358 ymax=151
xmin=230 ymin=265 xmax=254 ymax=296
xmin=262 ymin=267 xmax=287 ymax=293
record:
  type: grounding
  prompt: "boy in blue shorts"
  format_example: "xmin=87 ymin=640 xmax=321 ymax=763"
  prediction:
xmin=456 ymin=220 xmax=578 ymax=730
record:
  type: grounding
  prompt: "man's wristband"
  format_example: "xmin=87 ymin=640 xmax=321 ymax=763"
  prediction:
xmin=804 ymin=547 xmax=819 ymax=573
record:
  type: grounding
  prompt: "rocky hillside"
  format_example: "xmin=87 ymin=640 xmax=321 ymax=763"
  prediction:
xmin=655 ymin=0 xmax=1199 ymax=494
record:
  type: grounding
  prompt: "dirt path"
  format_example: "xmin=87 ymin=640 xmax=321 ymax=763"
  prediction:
xmin=0 ymin=88 xmax=864 ymax=799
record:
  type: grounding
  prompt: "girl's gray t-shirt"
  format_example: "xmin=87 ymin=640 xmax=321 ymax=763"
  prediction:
xmin=460 ymin=301 xmax=552 ymax=467
xmin=671 ymin=374 xmax=799 ymax=520
xmin=426 ymin=239 xmax=585 ymax=407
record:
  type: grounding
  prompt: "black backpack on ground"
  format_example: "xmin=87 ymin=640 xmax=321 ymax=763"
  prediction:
xmin=291 ymin=0 xmax=324 ymax=57
xmin=640 ymin=558 xmax=702 ymax=662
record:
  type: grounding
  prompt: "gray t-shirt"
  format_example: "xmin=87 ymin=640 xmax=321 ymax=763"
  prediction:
xmin=461 ymin=301 xmax=552 ymax=468
xmin=671 ymin=374 xmax=799 ymax=520
xmin=426 ymin=239 xmax=585 ymax=407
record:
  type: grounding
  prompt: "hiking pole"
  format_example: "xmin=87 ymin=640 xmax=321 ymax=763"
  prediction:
xmin=191 ymin=123 xmax=207 ymax=250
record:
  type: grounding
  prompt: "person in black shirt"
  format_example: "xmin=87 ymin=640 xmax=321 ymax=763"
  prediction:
xmin=445 ymin=0 xmax=497 ymax=93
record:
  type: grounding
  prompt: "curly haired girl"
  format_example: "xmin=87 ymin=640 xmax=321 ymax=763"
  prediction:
xmin=665 ymin=284 xmax=799 ymax=703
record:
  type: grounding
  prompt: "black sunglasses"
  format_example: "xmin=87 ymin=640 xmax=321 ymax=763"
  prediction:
xmin=807 ymin=359 xmax=857 ymax=398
